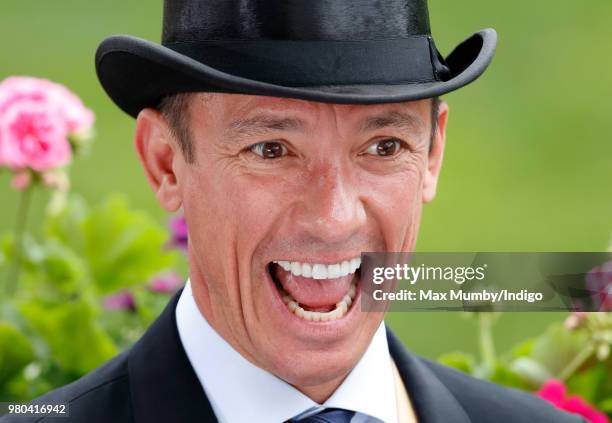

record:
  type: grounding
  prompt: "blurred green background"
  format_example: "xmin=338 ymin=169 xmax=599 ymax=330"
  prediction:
xmin=0 ymin=0 xmax=611 ymax=360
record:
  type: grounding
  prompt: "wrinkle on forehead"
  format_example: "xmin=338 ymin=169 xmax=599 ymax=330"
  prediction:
xmin=225 ymin=115 xmax=307 ymax=140
xmin=192 ymin=93 xmax=429 ymax=142
xmin=359 ymin=110 xmax=426 ymax=136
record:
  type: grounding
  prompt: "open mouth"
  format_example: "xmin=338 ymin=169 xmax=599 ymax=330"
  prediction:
xmin=268 ymin=257 xmax=361 ymax=322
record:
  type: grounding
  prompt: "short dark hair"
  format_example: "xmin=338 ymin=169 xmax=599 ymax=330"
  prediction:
xmin=158 ymin=93 xmax=195 ymax=162
xmin=430 ymin=96 xmax=441 ymax=151
xmin=158 ymin=93 xmax=441 ymax=162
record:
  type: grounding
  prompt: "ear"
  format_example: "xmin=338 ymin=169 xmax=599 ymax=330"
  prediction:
xmin=134 ymin=108 xmax=183 ymax=212
xmin=422 ymin=100 xmax=449 ymax=203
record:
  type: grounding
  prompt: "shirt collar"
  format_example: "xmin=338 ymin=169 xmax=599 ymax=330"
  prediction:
xmin=176 ymin=279 xmax=398 ymax=423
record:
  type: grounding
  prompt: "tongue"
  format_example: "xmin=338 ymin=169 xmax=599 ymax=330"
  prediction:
xmin=273 ymin=264 xmax=354 ymax=309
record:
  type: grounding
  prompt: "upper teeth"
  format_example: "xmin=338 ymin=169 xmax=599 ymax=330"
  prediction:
xmin=273 ymin=257 xmax=361 ymax=279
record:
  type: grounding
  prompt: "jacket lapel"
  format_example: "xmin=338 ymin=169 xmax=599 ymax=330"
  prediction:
xmin=387 ymin=329 xmax=471 ymax=423
xmin=128 ymin=289 xmax=218 ymax=423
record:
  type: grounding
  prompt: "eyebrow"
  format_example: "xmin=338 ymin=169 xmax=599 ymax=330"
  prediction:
xmin=360 ymin=110 xmax=426 ymax=135
xmin=225 ymin=115 xmax=307 ymax=139
xmin=221 ymin=109 xmax=425 ymax=145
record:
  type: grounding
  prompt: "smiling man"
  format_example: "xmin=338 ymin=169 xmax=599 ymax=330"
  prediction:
xmin=1 ymin=1 xmax=589 ymax=423
xmin=146 ymin=94 xmax=443 ymax=411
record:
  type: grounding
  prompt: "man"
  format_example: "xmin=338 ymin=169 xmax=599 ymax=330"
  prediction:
xmin=2 ymin=1 xmax=586 ymax=422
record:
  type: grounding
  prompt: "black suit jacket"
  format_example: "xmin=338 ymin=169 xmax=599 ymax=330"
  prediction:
xmin=2 ymin=291 xmax=585 ymax=423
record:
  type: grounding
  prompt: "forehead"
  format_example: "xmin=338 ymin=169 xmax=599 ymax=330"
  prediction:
xmin=187 ymin=93 xmax=430 ymax=133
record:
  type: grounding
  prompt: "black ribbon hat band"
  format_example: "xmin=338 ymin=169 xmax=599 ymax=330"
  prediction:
xmin=165 ymin=36 xmax=451 ymax=87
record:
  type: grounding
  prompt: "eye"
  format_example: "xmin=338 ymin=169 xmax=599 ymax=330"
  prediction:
xmin=364 ymin=138 xmax=405 ymax=157
xmin=249 ymin=141 xmax=288 ymax=159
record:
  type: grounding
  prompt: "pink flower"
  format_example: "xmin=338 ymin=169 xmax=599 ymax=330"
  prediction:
xmin=44 ymin=81 xmax=95 ymax=134
xmin=538 ymin=379 xmax=609 ymax=423
xmin=0 ymin=76 xmax=94 ymax=134
xmin=148 ymin=271 xmax=183 ymax=294
xmin=103 ymin=291 xmax=136 ymax=312
xmin=0 ymin=76 xmax=94 ymax=172
xmin=0 ymin=99 xmax=71 ymax=171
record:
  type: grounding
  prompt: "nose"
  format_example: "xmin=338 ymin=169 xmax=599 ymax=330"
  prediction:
xmin=295 ymin=164 xmax=367 ymax=244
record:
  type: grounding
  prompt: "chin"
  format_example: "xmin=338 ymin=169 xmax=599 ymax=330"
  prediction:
xmin=264 ymin=337 xmax=366 ymax=389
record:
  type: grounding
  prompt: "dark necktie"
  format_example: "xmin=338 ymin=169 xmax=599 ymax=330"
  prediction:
xmin=297 ymin=408 xmax=356 ymax=423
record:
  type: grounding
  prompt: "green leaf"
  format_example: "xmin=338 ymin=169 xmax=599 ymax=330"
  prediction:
xmin=598 ymin=397 xmax=612 ymax=413
xmin=529 ymin=323 xmax=589 ymax=376
xmin=81 ymin=195 xmax=175 ymax=294
xmin=438 ymin=352 xmax=475 ymax=374
xmin=132 ymin=287 xmax=174 ymax=327
xmin=19 ymin=300 xmax=117 ymax=376
xmin=21 ymin=238 xmax=88 ymax=299
xmin=45 ymin=195 xmax=89 ymax=250
xmin=509 ymin=357 xmax=552 ymax=388
xmin=489 ymin=361 xmax=533 ymax=391
xmin=566 ymin=363 xmax=608 ymax=404
xmin=45 ymin=194 xmax=176 ymax=294
xmin=511 ymin=338 xmax=536 ymax=358
xmin=98 ymin=308 xmax=144 ymax=351
xmin=0 ymin=322 xmax=34 ymax=386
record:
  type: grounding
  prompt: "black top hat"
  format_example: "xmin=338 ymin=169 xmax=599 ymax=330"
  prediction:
xmin=96 ymin=0 xmax=497 ymax=118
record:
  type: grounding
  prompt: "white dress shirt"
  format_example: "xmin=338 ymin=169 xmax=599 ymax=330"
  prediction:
xmin=176 ymin=280 xmax=399 ymax=423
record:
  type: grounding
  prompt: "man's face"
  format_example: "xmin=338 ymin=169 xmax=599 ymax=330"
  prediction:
xmin=136 ymin=94 xmax=447 ymax=395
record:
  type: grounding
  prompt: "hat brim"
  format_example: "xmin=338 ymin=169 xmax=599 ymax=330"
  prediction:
xmin=96 ymin=28 xmax=497 ymax=118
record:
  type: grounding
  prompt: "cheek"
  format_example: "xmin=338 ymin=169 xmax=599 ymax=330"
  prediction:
xmin=359 ymin=163 xmax=425 ymax=250
xmin=227 ymin=173 xmax=303 ymax=258
xmin=181 ymin=174 xmax=228 ymax=290
xmin=186 ymin=165 xmax=297 ymax=263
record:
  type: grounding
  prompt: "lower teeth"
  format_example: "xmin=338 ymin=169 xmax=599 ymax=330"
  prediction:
xmin=281 ymin=282 xmax=357 ymax=322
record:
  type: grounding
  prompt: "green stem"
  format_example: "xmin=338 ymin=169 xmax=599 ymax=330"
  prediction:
xmin=479 ymin=313 xmax=497 ymax=371
xmin=5 ymin=186 xmax=33 ymax=296
xmin=558 ymin=342 xmax=595 ymax=381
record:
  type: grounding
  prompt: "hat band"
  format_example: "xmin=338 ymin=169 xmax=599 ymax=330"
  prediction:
xmin=165 ymin=35 xmax=449 ymax=87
